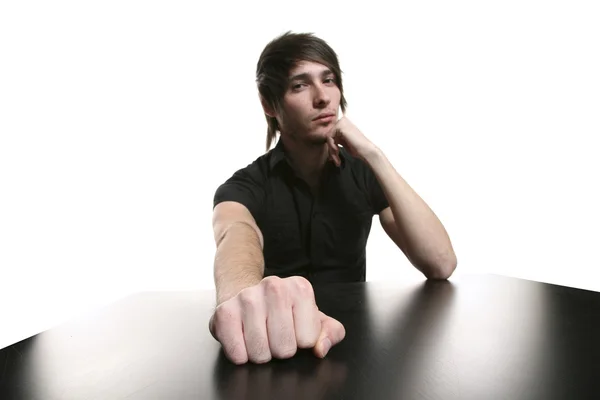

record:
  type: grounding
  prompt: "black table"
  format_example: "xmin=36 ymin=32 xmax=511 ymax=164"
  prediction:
xmin=1 ymin=274 xmax=599 ymax=399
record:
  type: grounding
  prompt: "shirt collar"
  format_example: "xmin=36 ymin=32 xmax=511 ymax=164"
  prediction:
xmin=268 ymin=136 xmax=347 ymax=171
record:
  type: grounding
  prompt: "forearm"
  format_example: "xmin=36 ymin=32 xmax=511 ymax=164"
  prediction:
xmin=214 ymin=223 xmax=264 ymax=305
xmin=363 ymin=146 xmax=456 ymax=277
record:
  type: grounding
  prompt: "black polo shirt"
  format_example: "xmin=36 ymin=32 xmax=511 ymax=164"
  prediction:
xmin=213 ymin=138 xmax=389 ymax=284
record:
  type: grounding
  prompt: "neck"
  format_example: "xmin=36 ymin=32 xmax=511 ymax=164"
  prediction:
xmin=280 ymin=134 xmax=330 ymax=185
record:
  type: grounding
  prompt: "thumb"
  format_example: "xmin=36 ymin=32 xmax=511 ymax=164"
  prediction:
xmin=313 ymin=311 xmax=346 ymax=358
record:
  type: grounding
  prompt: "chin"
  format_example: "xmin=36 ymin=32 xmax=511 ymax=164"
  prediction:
xmin=305 ymin=130 xmax=332 ymax=145
xmin=289 ymin=124 xmax=335 ymax=146
xmin=315 ymin=125 xmax=337 ymax=138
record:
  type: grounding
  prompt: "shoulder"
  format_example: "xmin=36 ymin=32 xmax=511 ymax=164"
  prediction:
xmin=220 ymin=148 xmax=277 ymax=186
xmin=213 ymin=148 xmax=280 ymax=214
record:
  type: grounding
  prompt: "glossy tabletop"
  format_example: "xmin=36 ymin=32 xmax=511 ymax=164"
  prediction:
xmin=1 ymin=274 xmax=599 ymax=399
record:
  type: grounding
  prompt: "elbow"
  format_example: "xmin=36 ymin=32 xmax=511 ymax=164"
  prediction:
xmin=424 ymin=253 xmax=457 ymax=281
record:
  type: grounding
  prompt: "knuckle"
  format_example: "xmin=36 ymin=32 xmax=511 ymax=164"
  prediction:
xmin=296 ymin=338 xmax=314 ymax=349
xmin=214 ymin=301 xmax=235 ymax=319
xmin=270 ymin=328 xmax=297 ymax=358
xmin=224 ymin=341 xmax=247 ymax=365
xmin=212 ymin=305 xmax=235 ymax=336
xmin=245 ymin=333 xmax=271 ymax=364
xmin=272 ymin=345 xmax=297 ymax=359
xmin=230 ymin=357 xmax=247 ymax=365
xmin=262 ymin=276 xmax=286 ymax=298
xmin=237 ymin=289 xmax=260 ymax=310
xmin=291 ymin=276 xmax=314 ymax=297
xmin=248 ymin=345 xmax=272 ymax=364
xmin=296 ymin=329 xmax=319 ymax=348
xmin=250 ymin=355 xmax=272 ymax=364
xmin=262 ymin=275 xmax=280 ymax=285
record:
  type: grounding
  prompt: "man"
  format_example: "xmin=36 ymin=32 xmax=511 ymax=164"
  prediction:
xmin=209 ymin=31 xmax=457 ymax=365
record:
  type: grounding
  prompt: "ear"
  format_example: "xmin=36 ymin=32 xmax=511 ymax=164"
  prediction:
xmin=260 ymin=95 xmax=277 ymax=118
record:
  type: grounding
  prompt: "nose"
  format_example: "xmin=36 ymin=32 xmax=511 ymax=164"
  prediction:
xmin=312 ymin=83 xmax=331 ymax=108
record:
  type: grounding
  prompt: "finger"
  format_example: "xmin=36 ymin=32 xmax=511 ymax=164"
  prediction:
xmin=332 ymin=150 xmax=341 ymax=167
xmin=332 ymin=133 xmax=345 ymax=147
xmin=212 ymin=305 xmax=248 ymax=365
xmin=290 ymin=278 xmax=321 ymax=349
xmin=327 ymin=137 xmax=341 ymax=167
xmin=264 ymin=280 xmax=297 ymax=359
xmin=239 ymin=291 xmax=271 ymax=364
xmin=313 ymin=311 xmax=346 ymax=358
xmin=327 ymin=136 xmax=337 ymax=151
xmin=333 ymin=153 xmax=341 ymax=167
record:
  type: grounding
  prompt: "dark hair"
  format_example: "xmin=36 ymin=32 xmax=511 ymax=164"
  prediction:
xmin=255 ymin=31 xmax=348 ymax=151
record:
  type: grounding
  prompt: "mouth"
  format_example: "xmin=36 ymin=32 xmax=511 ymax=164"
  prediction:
xmin=313 ymin=113 xmax=335 ymax=122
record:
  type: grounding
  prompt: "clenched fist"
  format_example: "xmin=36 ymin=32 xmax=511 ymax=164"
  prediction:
xmin=209 ymin=276 xmax=346 ymax=364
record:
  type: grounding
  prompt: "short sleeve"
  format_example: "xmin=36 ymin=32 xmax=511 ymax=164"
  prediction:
xmin=213 ymin=167 xmax=265 ymax=220
xmin=364 ymin=162 xmax=389 ymax=215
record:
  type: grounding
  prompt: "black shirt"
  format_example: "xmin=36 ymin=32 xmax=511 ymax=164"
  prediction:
xmin=213 ymin=138 xmax=389 ymax=284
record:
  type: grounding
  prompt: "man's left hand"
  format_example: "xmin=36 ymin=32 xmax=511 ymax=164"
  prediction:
xmin=327 ymin=116 xmax=377 ymax=166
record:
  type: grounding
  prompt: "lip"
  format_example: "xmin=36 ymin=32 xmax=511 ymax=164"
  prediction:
xmin=313 ymin=113 xmax=335 ymax=122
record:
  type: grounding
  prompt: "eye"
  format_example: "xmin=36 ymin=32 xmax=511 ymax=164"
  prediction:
xmin=292 ymin=83 xmax=306 ymax=91
xmin=324 ymin=78 xmax=336 ymax=84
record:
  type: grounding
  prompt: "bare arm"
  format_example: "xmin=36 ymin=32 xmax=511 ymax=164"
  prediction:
xmin=365 ymin=148 xmax=457 ymax=279
xmin=327 ymin=116 xmax=457 ymax=280
xmin=212 ymin=201 xmax=265 ymax=305
xmin=210 ymin=202 xmax=346 ymax=364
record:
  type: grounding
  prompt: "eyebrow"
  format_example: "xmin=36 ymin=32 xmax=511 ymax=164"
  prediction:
xmin=288 ymin=69 xmax=335 ymax=82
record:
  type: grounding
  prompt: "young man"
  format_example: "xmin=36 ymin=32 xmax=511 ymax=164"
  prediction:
xmin=209 ymin=32 xmax=457 ymax=365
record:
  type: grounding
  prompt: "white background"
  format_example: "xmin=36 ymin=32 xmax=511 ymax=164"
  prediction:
xmin=1 ymin=0 xmax=599 ymax=349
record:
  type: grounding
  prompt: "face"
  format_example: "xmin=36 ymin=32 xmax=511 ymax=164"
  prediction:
xmin=271 ymin=60 xmax=341 ymax=146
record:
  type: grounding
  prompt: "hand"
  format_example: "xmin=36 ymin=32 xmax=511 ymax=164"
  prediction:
xmin=327 ymin=115 xmax=377 ymax=166
xmin=209 ymin=276 xmax=346 ymax=365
